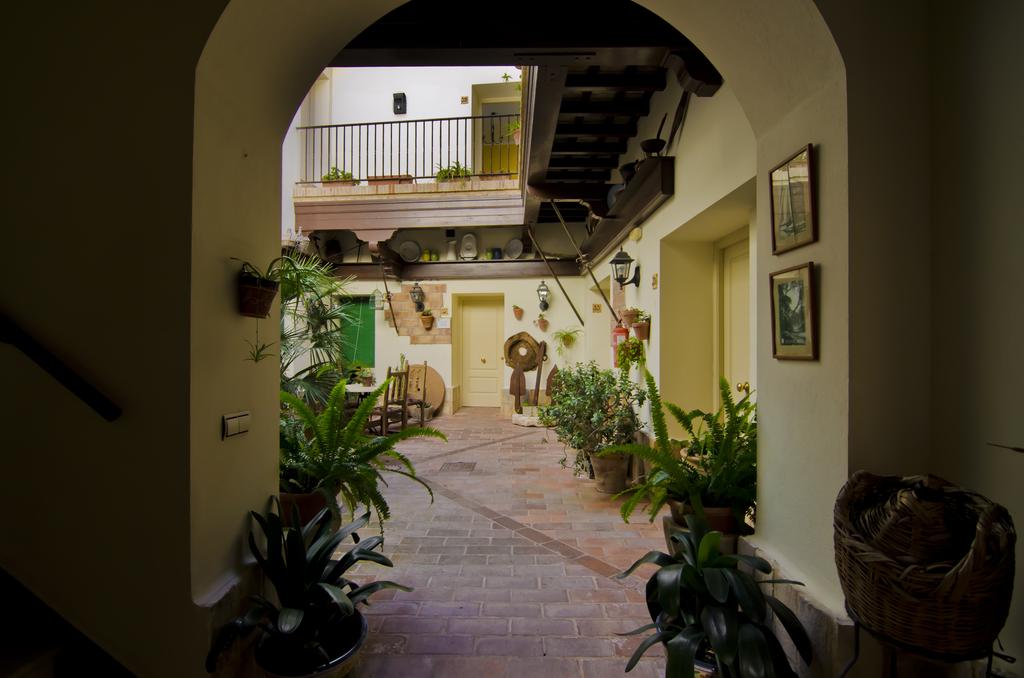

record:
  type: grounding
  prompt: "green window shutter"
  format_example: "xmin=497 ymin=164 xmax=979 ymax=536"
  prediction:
xmin=341 ymin=297 xmax=375 ymax=367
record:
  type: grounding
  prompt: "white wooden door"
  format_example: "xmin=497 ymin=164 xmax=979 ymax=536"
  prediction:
xmin=722 ymin=240 xmax=751 ymax=397
xmin=461 ymin=297 xmax=502 ymax=407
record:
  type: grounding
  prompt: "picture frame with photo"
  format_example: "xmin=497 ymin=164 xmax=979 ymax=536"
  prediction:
xmin=769 ymin=262 xmax=817 ymax=360
xmin=770 ymin=144 xmax=816 ymax=254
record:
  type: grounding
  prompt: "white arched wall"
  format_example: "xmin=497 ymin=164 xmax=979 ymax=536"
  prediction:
xmin=191 ymin=0 xmax=849 ymax=619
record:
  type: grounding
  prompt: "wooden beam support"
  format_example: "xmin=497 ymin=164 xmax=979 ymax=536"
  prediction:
xmin=580 ymin=156 xmax=674 ymax=264
xmin=555 ymin=122 xmax=637 ymax=138
xmin=399 ymin=259 xmax=579 ymax=280
xmin=665 ymin=51 xmax=723 ymax=97
xmin=526 ymin=66 xmax=568 ymax=186
xmin=527 ymin=183 xmax=611 ymax=201
xmin=548 ymin=156 xmax=618 ymax=169
xmin=564 ymin=70 xmax=666 ymax=92
xmin=559 ymin=98 xmax=649 ymax=116
xmin=551 ymin=140 xmax=627 ymax=154
xmin=544 ymin=170 xmax=611 ymax=181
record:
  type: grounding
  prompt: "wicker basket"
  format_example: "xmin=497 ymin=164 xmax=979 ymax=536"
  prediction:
xmin=834 ymin=471 xmax=1015 ymax=657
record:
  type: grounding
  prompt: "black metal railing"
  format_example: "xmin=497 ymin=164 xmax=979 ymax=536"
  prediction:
xmin=296 ymin=113 xmax=521 ymax=184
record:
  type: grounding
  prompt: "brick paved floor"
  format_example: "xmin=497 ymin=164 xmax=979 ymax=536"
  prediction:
xmin=346 ymin=407 xmax=671 ymax=678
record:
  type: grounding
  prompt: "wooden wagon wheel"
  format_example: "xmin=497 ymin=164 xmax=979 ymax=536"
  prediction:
xmin=503 ymin=331 xmax=542 ymax=372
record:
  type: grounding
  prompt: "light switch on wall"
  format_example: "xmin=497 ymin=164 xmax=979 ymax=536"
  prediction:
xmin=222 ymin=411 xmax=250 ymax=439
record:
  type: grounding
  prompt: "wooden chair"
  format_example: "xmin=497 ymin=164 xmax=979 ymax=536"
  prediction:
xmin=406 ymin=361 xmax=429 ymax=427
xmin=371 ymin=366 xmax=410 ymax=434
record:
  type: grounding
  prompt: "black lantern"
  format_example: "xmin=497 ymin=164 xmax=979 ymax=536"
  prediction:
xmin=537 ymin=280 xmax=551 ymax=311
xmin=610 ymin=249 xmax=640 ymax=288
xmin=410 ymin=282 xmax=426 ymax=312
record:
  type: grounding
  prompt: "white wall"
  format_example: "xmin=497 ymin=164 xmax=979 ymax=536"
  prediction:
xmin=346 ymin=276 xmax=588 ymax=393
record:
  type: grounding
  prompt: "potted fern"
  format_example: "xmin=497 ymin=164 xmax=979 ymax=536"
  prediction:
xmin=206 ymin=505 xmax=413 ymax=677
xmin=601 ymin=371 xmax=756 ymax=544
xmin=616 ymin=512 xmax=811 ymax=677
xmin=279 ymin=379 xmax=445 ymax=527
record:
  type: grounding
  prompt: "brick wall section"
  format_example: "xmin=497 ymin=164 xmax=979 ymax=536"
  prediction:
xmin=384 ymin=283 xmax=452 ymax=346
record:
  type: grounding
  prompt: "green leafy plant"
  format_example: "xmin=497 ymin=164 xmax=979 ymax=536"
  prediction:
xmin=501 ymin=72 xmax=512 ymax=82
xmin=279 ymin=379 xmax=446 ymax=525
xmin=617 ymin=336 xmax=645 ymax=371
xmin=539 ymin=361 xmax=646 ymax=476
xmin=506 ymin=119 xmax=521 ymax=135
xmin=602 ymin=372 xmax=757 ymax=530
xmin=205 ymin=505 xmax=411 ymax=675
xmin=616 ymin=513 xmax=811 ymax=677
xmin=552 ymin=327 xmax=581 ymax=358
xmin=435 ymin=161 xmax=472 ymax=182
xmin=420 ymin=309 xmax=434 ymax=317
xmin=634 ymin=309 xmax=651 ymax=323
xmin=321 ymin=166 xmax=354 ymax=182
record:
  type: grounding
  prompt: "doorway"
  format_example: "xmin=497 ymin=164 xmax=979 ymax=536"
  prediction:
xmin=718 ymin=237 xmax=751 ymax=400
xmin=456 ymin=295 xmax=504 ymax=407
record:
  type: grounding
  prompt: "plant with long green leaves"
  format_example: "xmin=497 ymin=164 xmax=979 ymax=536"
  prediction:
xmin=205 ymin=504 xmax=411 ymax=675
xmin=539 ymin=361 xmax=645 ymax=476
xmin=616 ymin=513 xmax=811 ymax=677
xmin=279 ymin=378 xmax=445 ymax=525
xmin=435 ymin=161 xmax=472 ymax=181
xmin=600 ymin=371 xmax=756 ymax=529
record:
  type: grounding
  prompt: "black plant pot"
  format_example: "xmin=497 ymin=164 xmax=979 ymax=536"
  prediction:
xmin=238 ymin=273 xmax=279 ymax=318
xmin=255 ymin=610 xmax=367 ymax=678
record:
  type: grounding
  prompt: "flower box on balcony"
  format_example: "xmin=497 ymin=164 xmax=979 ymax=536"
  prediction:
xmin=367 ymin=174 xmax=414 ymax=185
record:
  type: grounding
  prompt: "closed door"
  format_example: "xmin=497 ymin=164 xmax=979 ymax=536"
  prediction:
xmin=461 ymin=297 xmax=502 ymax=407
xmin=721 ymin=240 xmax=751 ymax=396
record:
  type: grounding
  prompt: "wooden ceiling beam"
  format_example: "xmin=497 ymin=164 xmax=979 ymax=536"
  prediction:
xmin=551 ymin=140 xmax=627 ymax=154
xmin=564 ymin=71 xmax=666 ymax=92
xmin=527 ymin=183 xmax=611 ymax=201
xmin=544 ymin=169 xmax=611 ymax=181
xmin=548 ymin=156 xmax=619 ymax=169
xmin=554 ymin=121 xmax=637 ymax=138
xmin=559 ymin=99 xmax=649 ymax=116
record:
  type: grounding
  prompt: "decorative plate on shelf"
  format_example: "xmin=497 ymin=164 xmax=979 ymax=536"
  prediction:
xmin=504 ymin=238 xmax=524 ymax=260
xmin=398 ymin=240 xmax=421 ymax=263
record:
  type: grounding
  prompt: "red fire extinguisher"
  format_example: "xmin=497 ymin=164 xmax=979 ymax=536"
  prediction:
xmin=612 ymin=322 xmax=629 ymax=368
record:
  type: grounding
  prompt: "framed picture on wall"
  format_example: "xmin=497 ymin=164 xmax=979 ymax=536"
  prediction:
xmin=770 ymin=144 xmax=816 ymax=254
xmin=770 ymin=262 xmax=817 ymax=360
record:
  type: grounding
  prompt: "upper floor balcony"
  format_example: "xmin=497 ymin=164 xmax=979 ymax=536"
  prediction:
xmin=292 ymin=113 xmax=525 ymax=239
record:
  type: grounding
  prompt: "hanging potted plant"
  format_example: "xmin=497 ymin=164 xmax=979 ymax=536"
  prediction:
xmin=632 ymin=309 xmax=651 ymax=341
xmin=616 ymin=336 xmax=645 ymax=372
xmin=419 ymin=309 xmax=435 ymax=330
xmin=534 ymin=313 xmax=549 ymax=332
xmin=506 ymin=119 xmax=522 ymax=146
xmin=206 ymin=506 xmax=415 ymax=678
xmin=512 ymin=304 xmax=524 ymax=321
xmin=619 ymin=307 xmax=641 ymax=326
xmin=236 ymin=258 xmax=284 ymax=318
xmin=539 ymin=362 xmax=646 ymax=493
xmin=552 ymin=327 xmax=581 ymax=359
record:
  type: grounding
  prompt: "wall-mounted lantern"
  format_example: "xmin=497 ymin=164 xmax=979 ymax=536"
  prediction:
xmin=610 ymin=248 xmax=641 ymax=289
xmin=410 ymin=282 xmax=426 ymax=312
xmin=537 ymin=280 xmax=551 ymax=311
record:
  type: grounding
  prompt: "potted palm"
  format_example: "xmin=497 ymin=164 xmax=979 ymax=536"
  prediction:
xmin=279 ymin=379 xmax=445 ymax=526
xmin=206 ymin=505 xmax=413 ymax=677
xmin=539 ymin=361 xmax=646 ymax=493
xmin=615 ymin=513 xmax=812 ymax=677
xmin=602 ymin=372 xmax=756 ymax=548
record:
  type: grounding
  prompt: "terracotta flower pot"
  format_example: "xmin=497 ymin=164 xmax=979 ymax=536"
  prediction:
xmin=666 ymin=499 xmax=739 ymax=534
xmin=238 ymin=274 xmax=279 ymax=318
xmin=420 ymin=315 xmax=434 ymax=330
xmin=512 ymin=306 xmax=524 ymax=320
xmin=591 ymin=453 xmax=629 ymax=494
xmin=632 ymin=320 xmax=651 ymax=341
xmin=619 ymin=309 xmax=639 ymax=326
xmin=535 ymin=317 xmax=549 ymax=332
xmin=279 ymin=491 xmax=328 ymax=527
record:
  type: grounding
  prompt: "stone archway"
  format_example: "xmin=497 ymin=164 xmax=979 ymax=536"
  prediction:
xmin=190 ymin=0 xmax=849 ymax=651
